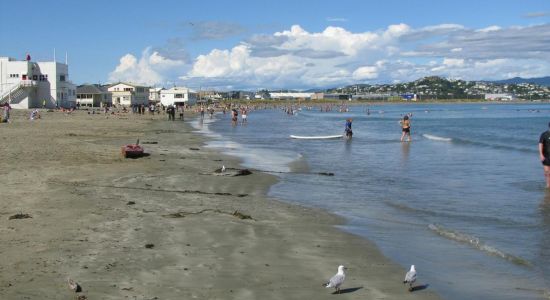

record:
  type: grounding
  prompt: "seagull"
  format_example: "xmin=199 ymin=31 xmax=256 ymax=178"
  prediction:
xmin=403 ymin=265 xmax=417 ymax=291
xmin=67 ymin=278 xmax=81 ymax=292
xmin=323 ymin=265 xmax=346 ymax=293
xmin=221 ymin=165 xmax=226 ymax=173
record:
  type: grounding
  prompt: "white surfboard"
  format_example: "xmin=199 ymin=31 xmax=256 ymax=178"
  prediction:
xmin=290 ymin=134 xmax=344 ymax=140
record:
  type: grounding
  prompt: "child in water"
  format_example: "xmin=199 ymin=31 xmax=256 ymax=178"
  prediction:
xmin=345 ymin=118 xmax=353 ymax=138
xmin=400 ymin=115 xmax=411 ymax=142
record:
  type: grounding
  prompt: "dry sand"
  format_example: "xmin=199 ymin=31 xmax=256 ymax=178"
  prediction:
xmin=0 ymin=109 xmax=442 ymax=299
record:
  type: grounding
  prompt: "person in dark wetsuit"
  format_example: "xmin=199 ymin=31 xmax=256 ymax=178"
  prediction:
xmin=400 ymin=115 xmax=411 ymax=142
xmin=539 ymin=122 xmax=550 ymax=188
xmin=345 ymin=118 xmax=353 ymax=138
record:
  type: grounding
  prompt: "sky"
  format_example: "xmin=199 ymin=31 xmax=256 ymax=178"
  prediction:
xmin=1 ymin=0 xmax=549 ymax=90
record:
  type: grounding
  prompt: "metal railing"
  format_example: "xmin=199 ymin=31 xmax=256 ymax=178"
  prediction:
xmin=0 ymin=80 xmax=37 ymax=104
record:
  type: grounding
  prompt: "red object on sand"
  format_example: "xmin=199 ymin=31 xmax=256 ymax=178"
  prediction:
xmin=121 ymin=143 xmax=144 ymax=158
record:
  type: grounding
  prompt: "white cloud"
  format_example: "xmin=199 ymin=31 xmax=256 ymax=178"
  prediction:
xmin=353 ymin=66 xmax=378 ymax=80
xmin=109 ymin=48 xmax=186 ymax=85
xmin=477 ymin=25 xmax=501 ymax=32
xmin=443 ymin=58 xmax=465 ymax=67
xmin=110 ymin=23 xmax=550 ymax=89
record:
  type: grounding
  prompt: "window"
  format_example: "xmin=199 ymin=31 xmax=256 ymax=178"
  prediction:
xmin=60 ymin=75 xmax=66 ymax=81
xmin=136 ymin=87 xmax=144 ymax=93
xmin=33 ymin=75 xmax=38 ymax=80
xmin=39 ymin=75 xmax=45 ymax=81
xmin=175 ymin=94 xmax=184 ymax=98
xmin=124 ymin=88 xmax=132 ymax=92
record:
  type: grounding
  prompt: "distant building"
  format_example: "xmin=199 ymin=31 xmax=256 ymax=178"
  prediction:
xmin=76 ymin=84 xmax=111 ymax=107
xmin=401 ymin=93 xmax=417 ymax=101
xmin=0 ymin=56 xmax=76 ymax=108
xmin=149 ymin=87 xmax=163 ymax=104
xmin=269 ymin=92 xmax=313 ymax=100
xmin=108 ymin=82 xmax=149 ymax=107
xmin=484 ymin=93 xmax=516 ymax=101
xmin=311 ymin=93 xmax=352 ymax=100
xmin=352 ymin=93 xmax=393 ymax=100
xmin=229 ymin=91 xmax=255 ymax=100
xmin=160 ymin=87 xmax=197 ymax=106
xmin=254 ymin=90 xmax=271 ymax=100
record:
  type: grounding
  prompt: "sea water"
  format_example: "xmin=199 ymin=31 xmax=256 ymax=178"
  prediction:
xmin=191 ymin=103 xmax=550 ymax=300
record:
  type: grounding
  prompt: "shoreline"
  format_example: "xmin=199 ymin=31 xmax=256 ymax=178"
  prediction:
xmin=0 ymin=110 xmax=441 ymax=299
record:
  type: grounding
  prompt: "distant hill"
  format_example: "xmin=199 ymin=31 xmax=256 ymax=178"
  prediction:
xmin=491 ymin=76 xmax=550 ymax=86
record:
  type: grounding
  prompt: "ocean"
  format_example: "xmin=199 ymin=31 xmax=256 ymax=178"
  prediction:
xmin=191 ymin=103 xmax=550 ymax=300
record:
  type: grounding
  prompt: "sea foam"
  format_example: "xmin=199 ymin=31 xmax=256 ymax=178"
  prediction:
xmin=422 ymin=134 xmax=452 ymax=142
xmin=428 ymin=224 xmax=531 ymax=267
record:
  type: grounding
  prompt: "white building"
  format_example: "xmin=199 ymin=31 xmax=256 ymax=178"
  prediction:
xmin=160 ymin=87 xmax=197 ymax=106
xmin=0 ymin=56 xmax=76 ymax=109
xmin=108 ymin=82 xmax=149 ymax=107
xmin=484 ymin=93 xmax=516 ymax=101
xmin=149 ymin=87 xmax=163 ymax=103
xmin=76 ymin=84 xmax=112 ymax=107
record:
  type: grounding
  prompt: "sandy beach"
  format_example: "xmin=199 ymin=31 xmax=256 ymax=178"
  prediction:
xmin=0 ymin=109 xmax=441 ymax=300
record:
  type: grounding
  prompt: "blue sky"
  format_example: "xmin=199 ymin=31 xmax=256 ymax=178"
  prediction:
xmin=1 ymin=0 xmax=549 ymax=89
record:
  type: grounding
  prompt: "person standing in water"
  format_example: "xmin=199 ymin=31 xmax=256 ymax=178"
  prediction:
xmin=345 ymin=118 xmax=353 ymax=139
xmin=539 ymin=122 xmax=550 ymax=188
xmin=400 ymin=115 xmax=411 ymax=142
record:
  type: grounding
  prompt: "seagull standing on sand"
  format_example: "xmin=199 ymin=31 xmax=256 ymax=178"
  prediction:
xmin=403 ymin=265 xmax=417 ymax=291
xmin=221 ymin=165 xmax=226 ymax=173
xmin=67 ymin=278 xmax=81 ymax=292
xmin=324 ymin=265 xmax=346 ymax=293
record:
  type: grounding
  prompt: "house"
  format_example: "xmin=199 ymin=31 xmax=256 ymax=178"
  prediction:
xmin=76 ymin=84 xmax=112 ymax=107
xmin=484 ymin=93 xmax=516 ymax=101
xmin=107 ymin=82 xmax=149 ymax=107
xmin=160 ymin=87 xmax=197 ymax=106
xmin=149 ymin=87 xmax=163 ymax=104
xmin=0 ymin=56 xmax=76 ymax=108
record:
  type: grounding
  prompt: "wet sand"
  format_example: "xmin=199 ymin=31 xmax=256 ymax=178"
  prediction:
xmin=0 ymin=109 xmax=441 ymax=299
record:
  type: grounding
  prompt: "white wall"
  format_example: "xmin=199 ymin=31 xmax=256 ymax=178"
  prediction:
xmin=109 ymin=83 xmax=149 ymax=106
xmin=1 ymin=57 xmax=76 ymax=108
xmin=160 ymin=88 xmax=197 ymax=106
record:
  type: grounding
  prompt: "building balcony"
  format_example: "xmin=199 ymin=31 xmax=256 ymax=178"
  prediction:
xmin=20 ymin=79 xmax=38 ymax=87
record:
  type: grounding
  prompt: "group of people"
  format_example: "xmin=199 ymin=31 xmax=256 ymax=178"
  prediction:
xmin=343 ymin=114 xmax=412 ymax=141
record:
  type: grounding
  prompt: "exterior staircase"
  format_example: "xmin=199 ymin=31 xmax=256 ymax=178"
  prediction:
xmin=0 ymin=80 xmax=36 ymax=106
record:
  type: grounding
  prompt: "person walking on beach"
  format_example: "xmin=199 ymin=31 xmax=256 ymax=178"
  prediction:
xmin=178 ymin=105 xmax=184 ymax=120
xmin=539 ymin=122 xmax=550 ymax=188
xmin=167 ymin=105 xmax=175 ymax=121
xmin=345 ymin=118 xmax=353 ymax=138
xmin=400 ymin=115 xmax=411 ymax=142
xmin=2 ymin=103 xmax=11 ymax=123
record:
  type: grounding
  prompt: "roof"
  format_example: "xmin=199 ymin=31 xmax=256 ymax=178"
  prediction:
xmin=109 ymin=82 xmax=148 ymax=88
xmin=161 ymin=87 xmax=196 ymax=93
xmin=77 ymin=84 xmax=104 ymax=94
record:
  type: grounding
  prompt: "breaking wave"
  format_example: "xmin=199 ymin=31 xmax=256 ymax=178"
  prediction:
xmin=428 ymin=224 xmax=531 ymax=267
xmin=422 ymin=134 xmax=452 ymax=142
